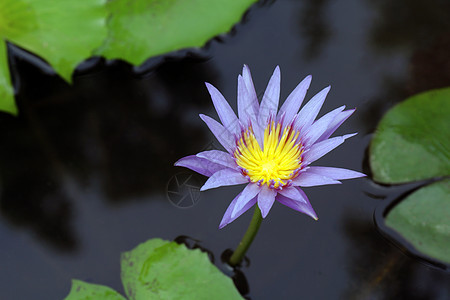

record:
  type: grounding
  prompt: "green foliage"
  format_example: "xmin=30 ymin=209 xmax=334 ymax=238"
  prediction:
xmin=386 ymin=180 xmax=450 ymax=264
xmin=0 ymin=0 xmax=257 ymax=115
xmin=96 ymin=0 xmax=258 ymax=65
xmin=0 ymin=0 xmax=108 ymax=114
xmin=65 ymin=239 xmax=243 ymax=300
xmin=370 ymin=88 xmax=450 ymax=184
xmin=0 ymin=41 xmax=14 ymax=114
xmin=121 ymin=239 xmax=242 ymax=300
xmin=2 ymin=0 xmax=108 ymax=82
xmin=370 ymin=87 xmax=450 ymax=265
xmin=64 ymin=280 xmax=126 ymax=300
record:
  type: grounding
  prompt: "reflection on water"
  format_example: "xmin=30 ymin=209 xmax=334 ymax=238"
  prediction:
xmin=0 ymin=54 xmax=217 ymax=250
xmin=368 ymin=0 xmax=450 ymax=51
xmin=297 ymin=0 xmax=331 ymax=60
xmin=408 ymin=35 xmax=450 ymax=95
xmin=343 ymin=214 xmax=450 ymax=299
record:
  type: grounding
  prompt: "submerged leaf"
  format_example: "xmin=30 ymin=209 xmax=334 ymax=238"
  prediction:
xmin=121 ymin=238 xmax=243 ymax=300
xmin=370 ymin=88 xmax=450 ymax=184
xmin=97 ymin=0 xmax=258 ymax=65
xmin=385 ymin=179 xmax=450 ymax=264
xmin=64 ymin=279 xmax=126 ymax=300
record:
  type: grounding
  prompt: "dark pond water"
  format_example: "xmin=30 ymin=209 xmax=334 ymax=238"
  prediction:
xmin=1 ymin=0 xmax=450 ymax=299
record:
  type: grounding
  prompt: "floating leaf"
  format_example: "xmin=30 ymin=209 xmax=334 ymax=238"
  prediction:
xmin=0 ymin=41 xmax=15 ymax=114
xmin=96 ymin=0 xmax=258 ymax=65
xmin=371 ymin=88 xmax=450 ymax=266
xmin=121 ymin=238 xmax=243 ymax=300
xmin=369 ymin=87 xmax=450 ymax=184
xmin=64 ymin=279 xmax=126 ymax=300
xmin=385 ymin=179 xmax=450 ymax=264
xmin=3 ymin=0 xmax=108 ymax=82
xmin=0 ymin=0 xmax=108 ymax=114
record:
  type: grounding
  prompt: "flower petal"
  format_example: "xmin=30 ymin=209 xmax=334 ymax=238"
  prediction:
xmin=241 ymin=65 xmax=264 ymax=145
xmin=238 ymin=75 xmax=258 ymax=128
xmin=196 ymin=150 xmax=236 ymax=169
xmin=291 ymin=172 xmax=341 ymax=187
xmin=301 ymin=106 xmax=345 ymax=147
xmin=219 ymin=190 xmax=257 ymax=229
xmin=276 ymin=188 xmax=318 ymax=220
xmin=307 ymin=166 xmax=366 ymax=180
xmin=295 ymin=86 xmax=331 ymax=131
xmin=239 ymin=66 xmax=259 ymax=119
xmin=303 ymin=133 xmax=357 ymax=164
xmin=200 ymin=168 xmax=247 ymax=191
xmin=231 ymin=183 xmax=261 ymax=218
xmin=258 ymin=66 xmax=281 ymax=127
xmin=205 ymin=82 xmax=240 ymax=135
xmin=257 ymin=185 xmax=277 ymax=218
xmin=278 ymin=186 xmax=307 ymax=203
xmin=277 ymin=75 xmax=312 ymax=122
xmin=199 ymin=114 xmax=235 ymax=153
xmin=242 ymin=64 xmax=259 ymax=111
xmin=174 ymin=155 xmax=226 ymax=177
xmin=317 ymin=108 xmax=355 ymax=143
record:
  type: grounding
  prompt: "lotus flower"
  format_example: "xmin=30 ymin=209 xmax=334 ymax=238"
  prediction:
xmin=175 ymin=65 xmax=365 ymax=228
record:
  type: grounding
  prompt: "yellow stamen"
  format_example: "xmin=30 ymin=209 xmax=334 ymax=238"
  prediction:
xmin=234 ymin=122 xmax=304 ymax=189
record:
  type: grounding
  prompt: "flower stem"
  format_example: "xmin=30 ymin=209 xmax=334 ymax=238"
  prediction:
xmin=229 ymin=206 xmax=263 ymax=267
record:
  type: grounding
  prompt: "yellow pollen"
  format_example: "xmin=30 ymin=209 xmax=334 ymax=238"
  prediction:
xmin=234 ymin=121 xmax=303 ymax=189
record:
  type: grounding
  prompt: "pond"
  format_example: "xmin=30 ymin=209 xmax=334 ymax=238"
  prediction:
xmin=1 ymin=0 xmax=449 ymax=299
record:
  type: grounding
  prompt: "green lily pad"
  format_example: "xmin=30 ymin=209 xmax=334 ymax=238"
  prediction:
xmin=0 ymin=0 xmax=108 ymax=114
xmin=0 ymin=41 xmax=15 ymax=114
xmin=369 ymin=87 xmax=450 ymax=184
xmin=385 ymin=179 xmax=450 ymax=264
xmin=96 ymin=0 xmax=258 ymax=65
xmin=121 ymin=238 xmax=243 ymax=300
xmin=64 ymin=279 xmax=126 ymax=300
xmin=64 ymin=238 xmax=243 ymax=299
xmin=2 ymin=0 xmax=108 ymax=82
xmin=371 ymin=87 xmax=450 ymax=265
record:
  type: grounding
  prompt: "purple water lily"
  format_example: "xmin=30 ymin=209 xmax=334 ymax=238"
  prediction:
xmin=175 ymin=65 xmax=365 ymax=228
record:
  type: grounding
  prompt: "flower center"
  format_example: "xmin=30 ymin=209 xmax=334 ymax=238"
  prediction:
xmin=234 ymin=121 xmax=304 ymax=189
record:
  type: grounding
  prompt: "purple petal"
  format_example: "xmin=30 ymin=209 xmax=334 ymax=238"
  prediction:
xmin=317 ymin=109 xmax=355 ymax=143
xmin=258 ymin=66 xmax=281 ymax=127
xmin=242 ymin=65 xmax=259 ymax=111
xmin=295 ymin=86 xmax=331 ymax=131
xmin=301 ymin=106 xmax=345 ymax=147
xmin=276 ymin=188 xmax=318 ymax=220
xmin=241 ymin=66 xmax=263 ymax=146
xmin=307 ymin=166 xmax=366 ymax=180
xmin=257 ymin=186 xmax=277 ymax=218
xmin=199 ymin=114 xmax=235 ymax=153
xmin=291 ymin=172 xmax=341 ymax=187
xmin=174 ymin=155 xmax=226 ymax=177
xmin=278 ymin=186 xmax=307 ymax=203
xmin=231 ymin=183 xmax=261 ymax=218
xmin=277 ymin=75 xmax=312 ymax=122
xmin=200 ymin=168 xmax=247 ymax=191
xmin=303 ymin=133 xmax=356 ymax=164
xmin=238 ymin=75 xmax=259 ymax=129
xmin=219 ymin=190 xmax=257 ymax=229
xmin=205 ymin=83 xmax=240 ymax=135
xmin=196 ymin=150 xmax=236 ymax=169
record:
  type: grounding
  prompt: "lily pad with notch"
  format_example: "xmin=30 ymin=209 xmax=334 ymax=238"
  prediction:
xmin=370 ymin=87 xmax=450 ymax=268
